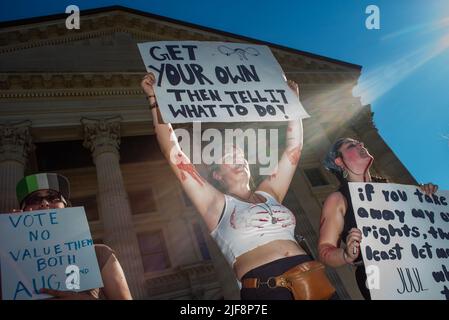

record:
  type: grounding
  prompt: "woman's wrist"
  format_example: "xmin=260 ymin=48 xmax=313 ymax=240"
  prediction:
xmin=342 ymin=249 xmax=354 ymax=265
xmin=149 ymin=101 xmax=158 ymax=109
xmin=146 ymin=94 xmax=158 ymax=109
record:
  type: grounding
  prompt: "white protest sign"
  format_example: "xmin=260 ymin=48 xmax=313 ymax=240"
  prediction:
xmin=0 ymin=207 xmax=103 ymax=300
xmin=137 ymin=41 xmax=310 ymax=123
xmin=349 ymin=182 xmax=449 ymax=300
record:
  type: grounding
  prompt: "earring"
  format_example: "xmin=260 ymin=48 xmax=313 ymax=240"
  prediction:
xmin=343 ymin=170 xmax=349 ymax=179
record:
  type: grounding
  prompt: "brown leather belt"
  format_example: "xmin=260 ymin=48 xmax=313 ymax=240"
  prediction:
xmin=241 ymin=260 xmax=336 ymax=300
xmin=242 ymin=276 xmax=288 ymax=289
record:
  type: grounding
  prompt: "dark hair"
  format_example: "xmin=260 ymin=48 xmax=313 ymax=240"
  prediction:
xmin=323 ymin=138 xmax=352 ymax=174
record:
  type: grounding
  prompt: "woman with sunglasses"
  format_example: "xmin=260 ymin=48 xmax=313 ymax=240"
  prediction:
xmin=318 ymin=138 xmax=438 ymax=299
xmin=0 ymin=172 xmax=133 ymax=300
xmin=141 ymin=73 xmax=335 ymax=300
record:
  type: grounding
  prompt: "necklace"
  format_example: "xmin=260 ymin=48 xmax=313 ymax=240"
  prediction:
xmin=230 ymin=191 xmax=277 ymax=224
xmin=257 ymin=202 xmax=277 ymax=224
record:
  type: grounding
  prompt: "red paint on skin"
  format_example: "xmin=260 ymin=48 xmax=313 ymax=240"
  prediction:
xmin=319 ymin=217 xmax=326 ymax=230
xmin=259 ymin=219 xmax=269 ymax=222
xmin=256 ymin=211 xmax=269 ymax=214
xmin=320 ymin=245 xmax=337 ymax=260
xmin=176 ymin=153 xmax=205 ymax=186
xmin=342 ymin=151 xmax=359 ymax=163
xmin=340 ymin=142 xmax=372 ymax=165
xmin=168 ymin=128 xmax=173 ymax=133
xmin=270 ymin=172 xmax=277 ymax=179
xmin=287 ymin=127 xmax=293 ymax=132
xmin=286 ymin=146 xmax=301 ymax=165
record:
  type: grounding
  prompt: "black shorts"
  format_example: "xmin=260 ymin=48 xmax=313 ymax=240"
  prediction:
xmin=240 ymin=255 xmax=338 ymax=300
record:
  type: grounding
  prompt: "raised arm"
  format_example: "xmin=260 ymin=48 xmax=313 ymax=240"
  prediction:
xmin=141 ymin=73 xmax=224 ymax=231
xmin=258 ymin=80 xmax=303 ymax=203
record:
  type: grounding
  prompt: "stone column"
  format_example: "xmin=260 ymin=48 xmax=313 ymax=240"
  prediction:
xmin=81 ymin=116 xmax=146 ymax=299
xmin=0 ymin=120 xmax=34 ymax=213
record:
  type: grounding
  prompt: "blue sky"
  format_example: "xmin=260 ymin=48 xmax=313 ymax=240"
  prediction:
xmin=1 ymin=0 xmax=448 ymax=189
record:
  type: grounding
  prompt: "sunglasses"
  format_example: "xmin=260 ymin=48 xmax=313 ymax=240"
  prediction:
xmin=24 ymin=192 xmax=64 ymax=206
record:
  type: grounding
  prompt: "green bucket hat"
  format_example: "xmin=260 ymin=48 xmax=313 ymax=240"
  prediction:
xmin=16 ymin=173 xmax=70 ymax=207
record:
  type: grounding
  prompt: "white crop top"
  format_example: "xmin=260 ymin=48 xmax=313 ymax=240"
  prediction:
xmin=210 ymin=190 xmax=297 ymax=267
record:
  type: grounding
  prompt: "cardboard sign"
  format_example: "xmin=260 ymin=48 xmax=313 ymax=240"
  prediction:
xmin=138 ymin=41 xmax=309 ymax=123
xmin=349 ymin=182 xmax=449 ymax=300
xmin=0 ymin=207 xmax=103 ymax=300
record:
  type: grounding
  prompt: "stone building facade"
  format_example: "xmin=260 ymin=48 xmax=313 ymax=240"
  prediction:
xmin=0 ymin=6 xmax=417 ymax=299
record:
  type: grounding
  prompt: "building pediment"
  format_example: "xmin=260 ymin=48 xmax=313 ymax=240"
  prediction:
xmin=0 ymin=6 xmax=362 ymax=136
xmin=0 ymin=21 xmax=164 ymax=72
xmin=0 ymin=7 xmax=360 ymax=74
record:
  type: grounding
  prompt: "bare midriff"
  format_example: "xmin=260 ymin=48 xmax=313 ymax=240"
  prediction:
xmin=233 ymin=239 xmax=307 ymax=280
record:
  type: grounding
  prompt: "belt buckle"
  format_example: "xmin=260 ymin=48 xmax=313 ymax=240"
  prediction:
xmin=259 ymin=276 xmax=277 ymax=289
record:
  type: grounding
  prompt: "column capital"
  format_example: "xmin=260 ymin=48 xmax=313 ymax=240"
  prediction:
xmin=81 ymin=116 xmax=123 ymax=160
xmin=0 ymin=120 xmax=34 ymax=165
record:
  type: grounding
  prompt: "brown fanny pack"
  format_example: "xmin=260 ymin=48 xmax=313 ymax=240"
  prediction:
xmin=242 ymin=260 xmax=336 ymax=300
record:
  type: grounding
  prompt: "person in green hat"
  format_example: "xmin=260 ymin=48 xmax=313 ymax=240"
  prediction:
xmin=1 ymin=172 xmax=132 ymax=300
xmin=15 ymin=172 xmax=72 ymax=211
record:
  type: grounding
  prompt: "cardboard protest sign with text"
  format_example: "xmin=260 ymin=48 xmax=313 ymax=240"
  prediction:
xmin=0 ymin=207 xmax=103 ymax=300
xmin=349 ymin=182 xmax=449 ymax=300
xmin=138 ymin=41 xmax=310 ymax=123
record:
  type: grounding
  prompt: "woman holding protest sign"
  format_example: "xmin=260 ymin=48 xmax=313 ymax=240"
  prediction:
xmin=141 ymin=72 xmax=336 ymax=300
xmin=318 ymin=137 xmax=438 ymax=299
xmin=0 ymin=172 xmax=132 ymax=300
